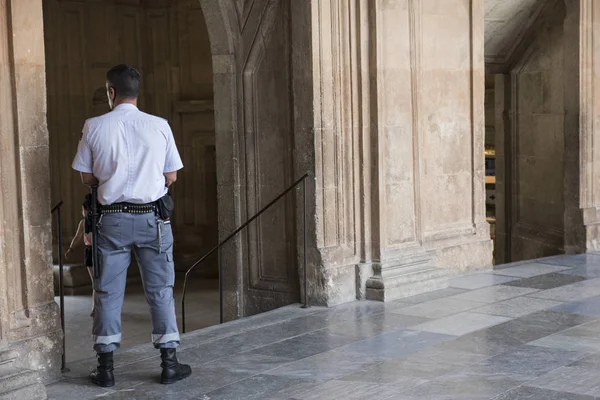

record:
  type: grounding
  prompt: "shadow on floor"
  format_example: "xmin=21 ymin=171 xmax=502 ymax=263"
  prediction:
xmin=57 ymin=274 xmax=219 ymax=363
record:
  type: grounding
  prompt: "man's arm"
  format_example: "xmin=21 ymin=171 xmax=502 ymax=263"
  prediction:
xmin=164 ymin=171 xmax=177 ymax=187
xmin=163 ymin=122 xmax=183 ymax=186
xmin=81 ymin=172 xmax=99 ymax=186
xmin=73 ymin=123 xmax=96 ymax=183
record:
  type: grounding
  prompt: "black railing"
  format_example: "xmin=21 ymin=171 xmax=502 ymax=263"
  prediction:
xmin=181 ymin=173 xmax=310 ymax=333
xmin=51 ymin=200 xmax=69 ymax=372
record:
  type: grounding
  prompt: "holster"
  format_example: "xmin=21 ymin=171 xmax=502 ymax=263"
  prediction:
xmin=157 ymin=193 xmax=174 ymax=221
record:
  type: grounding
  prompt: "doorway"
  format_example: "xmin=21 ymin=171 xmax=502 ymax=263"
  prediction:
xmin=43 ymin=0 xmax=219 ymax=362
xmin=484 ymin=0 xmax=570 ymax=264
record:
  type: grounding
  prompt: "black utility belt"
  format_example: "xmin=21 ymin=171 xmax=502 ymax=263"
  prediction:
xmin=100 ymin=202 xmax=156 ymax=214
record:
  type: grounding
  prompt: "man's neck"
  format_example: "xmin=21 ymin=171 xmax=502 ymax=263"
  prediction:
xmin=113 ymin=98 xmax=138 ymax=108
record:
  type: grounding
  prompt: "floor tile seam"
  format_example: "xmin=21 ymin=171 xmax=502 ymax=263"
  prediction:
xmin=386 ymin=299 xmax=491 ymax=319
xmin=575 ymin=318 xmax=600 ymax=330
xmin=325 ymin=359 xmax=391 ymax=385
xmin=185 ymin=307 xmax=389 ymax=349
xmin=111 ymin=310 xmax=481 ymax=371
xmin=525 ymin=366 xmax=600 ymax=398
xmin=410 ymin=314 xmax=513 ymax=337
xmin=482 ymin=349 xmax=595 ymax=394
xmin=525 ymin=290 xmax=596 ymax=301
xmin=197 ymin=365 xmax=334 ymax=398
xmin=113 ymin=311 xmax=391 ymax=370
xmin=245 ymin=329 xmax=433 ymax=379
xmin=470 ymin=291 xmax=565 ymax=322
xmin=466 ymin=308 xmax=536 ymax=320
xmin=445 ymin=287 xmax=543 ymax=302
xmin=536 ymin=259 xmax=581 ymax=268
xmin=398 ymin=348 xmax=508 ymax=385
xmin=181 ymin=308 xmax=325 ymax=342
xmin=187 ymin=324 xmax=372 ymax=369
xmin=490 ymin=272 xmax=534 ymax=279
xmin=189 ymin=372 xmax=266 ymax=398
xmin=372 ymin=382 xmax=434 ymax=400
xmin=282 ymin=379 xmax=393 ymax=400
xmin=178 ymin=313 xmax=350 ymax=354
xmin=530 ymin=330 xmax=600 ymax=347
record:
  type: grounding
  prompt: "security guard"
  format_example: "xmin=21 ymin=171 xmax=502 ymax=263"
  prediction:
xmin=72 ymin=64 xmax=191 ymax=387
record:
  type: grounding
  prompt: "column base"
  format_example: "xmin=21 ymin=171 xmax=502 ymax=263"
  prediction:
xmin=5 ymin=302 xmax=62 ymax=384
xmin=0 ymin=350 xmax=47 ymax=400
xmin=365 ymin=251 xmax=450 ymax=302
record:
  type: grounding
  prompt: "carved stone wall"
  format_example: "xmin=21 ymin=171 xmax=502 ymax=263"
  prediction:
xmin=579 ymin=0 xmax=600 ymax=251
xmin=0 ymin=0 xmax=62 ymax=392
xmin=9 ymin=4 xmax=600 ymax=397
xmin=309 ymin=0 xmax=493 ymax=305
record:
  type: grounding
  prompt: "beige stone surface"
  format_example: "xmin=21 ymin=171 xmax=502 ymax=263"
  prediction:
xmin=0 ymin=1 xmax=62 ymax=397
xmin=3 ymin=0 xmax=600 ymax=395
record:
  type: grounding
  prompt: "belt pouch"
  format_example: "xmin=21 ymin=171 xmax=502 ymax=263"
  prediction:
xmin=157 ymin=193 xmax=174 ymax=220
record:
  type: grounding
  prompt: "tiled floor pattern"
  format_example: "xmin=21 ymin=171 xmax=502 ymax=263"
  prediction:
xmin=46 ymin=253 xmax=600 ymax=399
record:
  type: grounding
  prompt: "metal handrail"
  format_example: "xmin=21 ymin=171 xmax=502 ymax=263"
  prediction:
xmin=181 ymin=172 xmax=310 ymax=333
xmin=51 ymin=200 xmax=69 ymax=372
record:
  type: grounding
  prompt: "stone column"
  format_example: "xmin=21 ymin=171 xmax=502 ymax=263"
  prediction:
xmin=577 ymin=0 xmax=600 ymax=251
xmin=363 ymin=0 xmax=492 ymax=301
xmin=309 ymin=0 xmax=492 ymax=305
xmin=309 ymin=0 xmax=366 ymax=305
xmin=0 ymin=0 xmax=62 ymax=396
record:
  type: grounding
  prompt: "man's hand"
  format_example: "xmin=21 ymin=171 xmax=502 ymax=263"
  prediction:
xmin=81 ymin=172 xmax=99 ymax=186
xmin=164 ymin=171 xmax=177 ymax=187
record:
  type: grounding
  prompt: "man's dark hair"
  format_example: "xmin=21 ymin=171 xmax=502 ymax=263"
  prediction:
xmin=106 ymin=64 xmax=141 ymax=99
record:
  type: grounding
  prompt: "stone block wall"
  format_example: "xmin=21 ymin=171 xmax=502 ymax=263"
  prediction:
xmin=309 ymin=0 xmax=492 ymax=306
xmin=0 ymin=0 xmax=62 ymax=388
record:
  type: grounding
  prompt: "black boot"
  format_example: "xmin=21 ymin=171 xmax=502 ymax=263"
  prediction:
xmin=89 ymin=351 xmax=115 ymax=387
xmin=160 ymin=348 xmax=191 ymax=384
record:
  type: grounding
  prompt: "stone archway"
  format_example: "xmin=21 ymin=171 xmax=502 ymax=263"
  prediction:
xmin=0 ymin=0 xmax=312 ymax=393
xmin=197 ymin=0 xmax=308 ymax=320
xmin=196 ymin=0 xmax=242 ymax=320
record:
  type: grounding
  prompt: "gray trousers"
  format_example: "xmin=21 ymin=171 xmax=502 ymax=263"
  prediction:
xmin=93 ymin=212 xmax=180 ymax=353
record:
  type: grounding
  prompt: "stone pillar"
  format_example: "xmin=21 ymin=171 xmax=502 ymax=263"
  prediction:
xmin=368 ymin=0 xmax=492 ymax=301
xmin=0 ymin=0 xmax=62 ymax=397
xmin=309 ymin=0 xmax=362 ymax=306
xmin=578 ymin=0 xmax=600 ymax=251
xmin=310 ymin=0 xmax=492 ymax=305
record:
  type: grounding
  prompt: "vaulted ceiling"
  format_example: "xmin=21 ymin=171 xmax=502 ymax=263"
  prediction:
xmin=484 ymin=0 xmax=547 ymax=72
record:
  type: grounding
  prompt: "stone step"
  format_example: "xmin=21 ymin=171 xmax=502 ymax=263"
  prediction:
xmin=0 ymin=364 xmax=46 ymax=400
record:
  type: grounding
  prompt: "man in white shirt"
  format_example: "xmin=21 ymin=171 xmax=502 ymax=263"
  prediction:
xmin=72 ymin=64 xmax=191 ymax=387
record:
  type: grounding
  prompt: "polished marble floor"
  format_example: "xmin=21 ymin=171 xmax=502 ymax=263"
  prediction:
xmin=47 ymin=253 xmax=600 ymax=399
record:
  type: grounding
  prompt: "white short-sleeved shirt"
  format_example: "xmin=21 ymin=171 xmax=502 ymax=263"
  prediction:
xmin=72 ymin=103 xmax=184 ymax=205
